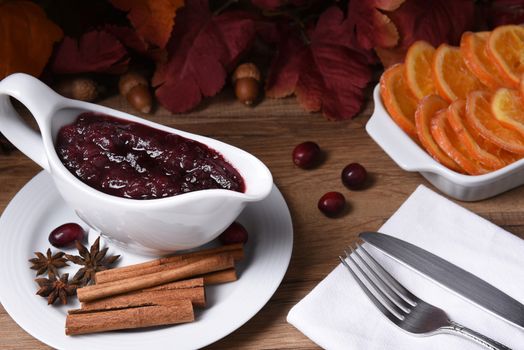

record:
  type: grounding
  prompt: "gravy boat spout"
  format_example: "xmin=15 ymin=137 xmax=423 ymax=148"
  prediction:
xmin=0 ymin=73 xmax=273 ymax=254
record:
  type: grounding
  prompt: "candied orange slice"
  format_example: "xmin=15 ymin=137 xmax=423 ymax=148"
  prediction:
xmin=521 ymin=74 xmax=524 ymax=100
xmin=380 ymin=64 xmax=419 ymax=139
xmin=431 ymin=109 xmax=489 ymax=175
xmin=465 ymin=91 xmax=524 ymax=154
xmin=414 ymin=95 xmax=462 ymax=171
xmin=460 ymin=31 xmax=505 ymax=90
xmin=404 ymin=41 xmax=436 ymax=99
xmin=486 ymin=25 xmax=524 ymax=88
xmin=432 ymin=44 xmax=485 ymax=102
xmin=447 ymin=99 xmax=511 ymax=170
xmin=492 ymin=88 xmax=524 ymax=136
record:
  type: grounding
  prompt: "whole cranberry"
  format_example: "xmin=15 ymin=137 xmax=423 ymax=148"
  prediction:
xmin=49 ymin=223 xmax=85 ymax=248
xmin=292 ymin=141 xmax=321 ymax=169
xmin=218 ymin=222 xmax=249 ymax=245
xmin=341 ymin=163 xmax=368 ymax=189
xmin=318 ymin=192 xmax=346 ymax=217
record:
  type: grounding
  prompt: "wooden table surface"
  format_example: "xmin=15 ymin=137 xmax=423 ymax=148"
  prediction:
xmin=1 ymin=89 xmax=524 ymax=349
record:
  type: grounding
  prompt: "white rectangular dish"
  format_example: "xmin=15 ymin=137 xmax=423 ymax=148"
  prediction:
xmin=366 ymin=85 xmax=524 ymax=201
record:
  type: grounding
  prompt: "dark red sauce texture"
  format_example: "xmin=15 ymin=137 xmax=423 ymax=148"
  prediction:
xmin=56 ymin=113 xmax=245 ymax=199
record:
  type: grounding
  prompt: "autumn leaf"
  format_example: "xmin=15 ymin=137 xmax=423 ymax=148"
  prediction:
xmin=110 ymin=0 xmax=185 ymax=49
xmin=41 ymin=0 xmax=128 ymax=38
xmin=103 ymin=25 xmax=149 ymax=55
xmin=154 ymin=0 xmax=256 ymax=113
xmin=346 ymin=0 xmax=405 ymax=50
xmin=52 ymin=30 xmax=129 ymax=74
xmin=251 ymin=0 xmax=308 ymax=11
xmin=377 ymin=0 xmax=475 ymax=67
xmin=489 ymin=0 xmax=524 ymax=27
xmin=0 ymin=1 xmax=62 ymax=79
xmin=374 ymin=46 xmax=406 ymax=68
xmin=251 ymin=0 xmax=284 ymax=10
xmin=266 ymin=7 xmax=372 ymax=120
xmin=103 ymin=24 xmax=168 ymax=63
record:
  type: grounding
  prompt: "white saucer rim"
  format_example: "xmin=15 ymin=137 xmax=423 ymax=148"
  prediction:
xmin=0 ymin=171 xmax=293 ymax=350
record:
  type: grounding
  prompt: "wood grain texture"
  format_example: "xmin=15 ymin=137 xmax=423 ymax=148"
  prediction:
xmin=1 ymin=87 xmax=523 ymax=349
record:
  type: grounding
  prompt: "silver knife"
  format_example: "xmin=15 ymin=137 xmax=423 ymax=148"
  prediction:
xmin=359 ymin=231 xmax=524 ymax=330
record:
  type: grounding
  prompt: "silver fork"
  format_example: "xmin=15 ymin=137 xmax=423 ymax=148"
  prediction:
xmin=339 ymin=244 xmax=512 ymax=350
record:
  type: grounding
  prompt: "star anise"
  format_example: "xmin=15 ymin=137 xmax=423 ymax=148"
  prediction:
xmin=65 ymin=237 xmax=119 ymax=287
xmin=29 ymin=248 xmax=69 ymax=276
xmin=35 ymin=273 xmax=77 ymax=305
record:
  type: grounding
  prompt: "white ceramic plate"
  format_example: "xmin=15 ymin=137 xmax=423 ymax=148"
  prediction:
xmin=0 ymin=171 xmax=293 ymax=350
xmin=366 ymin=85 xmax=524 ymax=201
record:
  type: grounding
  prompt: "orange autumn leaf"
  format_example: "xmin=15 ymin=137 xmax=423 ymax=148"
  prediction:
xmin=110 ymin=0 xmax=185 ymax=49
xmin=0 ymin=1 xmax=63 ymax=79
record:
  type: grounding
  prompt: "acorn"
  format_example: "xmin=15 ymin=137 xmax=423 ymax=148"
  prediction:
xmin=119 ymin=72 xmax=152 ymax=114
xmin=232 ymin=63 xmax=261 ymax=106
xmin=54 ymin=77 xmax=98 ymax=102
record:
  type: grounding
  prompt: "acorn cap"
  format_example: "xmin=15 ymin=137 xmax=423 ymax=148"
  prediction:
xmin=232 ymin=63 xmax=261 ymax=83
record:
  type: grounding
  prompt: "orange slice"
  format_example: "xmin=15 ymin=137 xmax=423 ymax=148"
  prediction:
xmin=460 ymin=31 xmax=505 ymax=90
xmin=465 ymin=90 xmax=524 ymax=154
xmin=446 ymin=99 xmax=509 ymax=170
xmin=414 ymin=95 xmax=462 ymax=171
xmin=380 ymin=64 xmax=419 ymax=139
xmin=520 ymin=74 xmax=524 ymax=101
xmin=486 ymin=25 xmax=524 ymax=88
xmin=404 ymin=41 xmax=436 ymax=99
xmin=492 ymin=88 xmax=524 ymax=136
xmin=432 ymin=44 xmax=485 ymax=102
xmin=431 ymin=109 xmax=489 ymax=175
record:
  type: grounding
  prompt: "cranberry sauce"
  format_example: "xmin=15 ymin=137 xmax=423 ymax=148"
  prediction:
xmin=56 ymin=113 xmax=245 ymax=199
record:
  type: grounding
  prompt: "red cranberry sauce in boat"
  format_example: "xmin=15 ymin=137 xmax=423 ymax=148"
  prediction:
xmin=56 ymin=113 xmax=245 ymax=200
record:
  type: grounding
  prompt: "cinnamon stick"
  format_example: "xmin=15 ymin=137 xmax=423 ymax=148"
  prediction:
xmin=78 ymin=254 xmax=234 ymax=302
xmin=142 ymin=277 xmax=204 ymax=291
xmin=66 ymin=301 xmax=194 ymax=335
xmin=95 ymin=243 xmax=243 ymax=284
xmin=95 ymin=248 xmax=242 ymax=284
xmin=135 ymin=268 xmax=237 ymax=296
xmin=74 ymin=285 xmax=206 ymax=312
xmin=202 ymin=268 xmax=237 ymax=285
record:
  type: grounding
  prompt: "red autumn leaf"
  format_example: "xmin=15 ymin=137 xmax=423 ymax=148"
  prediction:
xmin=103 ymin=25 xmax=149 ymax=55
xmin=103 ymin=25 xmax=167 ymax=63
xmin=110 ymin=0 xmax=185 ymax=49
xmin=251 ymin=0 xmax=283 ymax=10
xmin=346 ymin=0 xmax=405 ymax=50
xmin=374 ymin=46 xmax=406 ymax=68
xmin=52 ymin=30 xmax=129 ymax=74
xmin=266 ymin=7 xmax=372 ymax=120
xmin=490 ymin=0 xmax=524 ymax=27
xmin=0 ymin=1 xmax=63 ymax=79
xmin=377 ymin=0 xmax=475 ymax=67
xmin=154 ymin=0 xmax=256 ymax=113
xmin=251 ymin=0 xmax=308 ymax=11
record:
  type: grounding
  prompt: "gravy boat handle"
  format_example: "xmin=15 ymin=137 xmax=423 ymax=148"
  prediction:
xmin=0 ymin=73 xmax=63 ymax=171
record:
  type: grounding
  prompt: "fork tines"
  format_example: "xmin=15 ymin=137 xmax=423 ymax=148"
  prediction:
xmin=339 ymin=244 xmax=418 ymax=323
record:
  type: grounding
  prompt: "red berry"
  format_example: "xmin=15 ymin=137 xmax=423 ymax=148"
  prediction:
xmin=49 ymin=223 xmax=85 ymax=248
xmin=341 ymin=163 xmax=367 ymax=189
xmin=318 ymin=192 xmax=346 ymax=217
xmin=292 ymin=141 xmax=321 ymax=169
xmin=218 ymin=222 xmax=249 ymax=245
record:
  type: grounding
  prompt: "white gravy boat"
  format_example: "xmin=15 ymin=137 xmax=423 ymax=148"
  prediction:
xmin=0 ymin=73 xmax=273 ymax=254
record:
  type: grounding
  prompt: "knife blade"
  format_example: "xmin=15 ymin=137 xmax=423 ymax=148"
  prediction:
xmin=359 ymin=231 xmax=524 ymax=330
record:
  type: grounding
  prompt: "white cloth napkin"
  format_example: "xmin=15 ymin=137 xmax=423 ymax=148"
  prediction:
xmin=287 ymin=185 xmax=524 ymax=350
